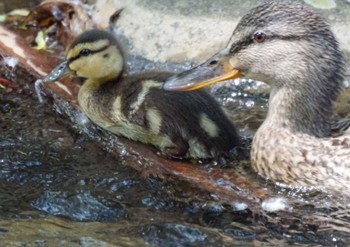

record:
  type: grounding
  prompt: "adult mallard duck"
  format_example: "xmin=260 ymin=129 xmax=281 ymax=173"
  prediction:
xmin=164 ymin=1 xmax=350 ymax=192
xmin=42 ymin=29 xmax=244 ymax=159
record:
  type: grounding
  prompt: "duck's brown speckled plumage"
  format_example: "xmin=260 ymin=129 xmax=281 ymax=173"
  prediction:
xmin=46 ymin=29 xmax=243 ymax=159
xmin=164 ymin=1 xmax=350 ymax=193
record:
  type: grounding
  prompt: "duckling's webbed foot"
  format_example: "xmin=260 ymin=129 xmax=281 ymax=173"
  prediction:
xmin=162 ymin=143 xmax=189 ymax=159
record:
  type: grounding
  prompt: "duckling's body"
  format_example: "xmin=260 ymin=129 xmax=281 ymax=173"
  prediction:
xmin=46 ymin=30 xmax=242 ymax=159
xmin=164 ymin=1 xmax=350 ymax=192
xmin=78 ymin=71 xmax=242 ymax=158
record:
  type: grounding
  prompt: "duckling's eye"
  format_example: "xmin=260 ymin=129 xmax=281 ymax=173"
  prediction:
xmin=208 ymin=59 xmax=218 ymax=66
xmin=79 ymin=49 xmax=91 ymax=56
xmin=253 ymin=31 xmax=267 ymax=43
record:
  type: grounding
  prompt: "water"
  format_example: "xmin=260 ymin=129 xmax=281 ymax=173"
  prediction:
xmin=3 ymin=74 xmax=350 ymax=246
xmin=2 ymin=0 xmax=350 ymax=246
xmin=0 ymin=90 xmax=208 ymax=246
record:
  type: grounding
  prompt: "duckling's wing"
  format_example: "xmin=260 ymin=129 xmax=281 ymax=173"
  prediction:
xmin=113 ymin=73 xmax=174 ymax=127
xmin=102 ymin=77 xmax=169 ymax=139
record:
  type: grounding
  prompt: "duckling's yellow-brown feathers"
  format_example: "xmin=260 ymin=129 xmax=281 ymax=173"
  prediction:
xmin=69 ymin=45 xmax=123 ymax=83
xmin=77 ymin=72 xmax=243 ymax=159
xmin=66 ymin=30 xmax=124 ymax=83
xmin=66 ymin=39 xmax=110 ymax=59
xmin=44 ymin=29 xmax=245 ymax=159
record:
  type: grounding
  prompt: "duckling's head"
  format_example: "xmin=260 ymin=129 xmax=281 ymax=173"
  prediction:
xmin=164 ymin=0 xmax=344 ymax=96
xmin=45 ymin=29 xmax=124 ymax=84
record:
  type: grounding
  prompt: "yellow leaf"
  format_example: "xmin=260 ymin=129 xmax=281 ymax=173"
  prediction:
xmin=8 ymin=9 xmax=30 ymax=17
xmin=34 ymin=31 xmax=47 ymax=50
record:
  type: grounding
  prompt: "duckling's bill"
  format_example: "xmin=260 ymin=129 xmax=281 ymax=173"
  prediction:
xmin=43 ymin=60 xmax=73 ymax=83
xmin=35 ymin=61 xmax=73 ymax=103
xmin=163 ymin=51 xmax=241 ymax=91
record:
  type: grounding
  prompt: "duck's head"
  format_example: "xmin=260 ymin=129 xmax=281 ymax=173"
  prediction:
xmin=164 ymin=0 xmax=344 ymax=98
xmin=44 ymin=29 xmax=124 ymax=84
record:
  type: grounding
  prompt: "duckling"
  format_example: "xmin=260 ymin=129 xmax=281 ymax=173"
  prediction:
xmin=43 ymin=29 xmax=243 ymax=159
xmin=164 ymin=1 xmax=350 ymax=192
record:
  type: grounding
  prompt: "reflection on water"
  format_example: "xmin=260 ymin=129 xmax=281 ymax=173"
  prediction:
xmin=209 ymin=78 xmax=269 ymax=137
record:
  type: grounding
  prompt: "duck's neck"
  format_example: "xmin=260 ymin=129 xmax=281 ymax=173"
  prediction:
xmin=264 ymin=78 xmax=336 ymax=138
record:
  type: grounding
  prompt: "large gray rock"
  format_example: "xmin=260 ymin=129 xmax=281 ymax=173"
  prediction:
xmin=93 ymin=0 xmax=350 ymax=67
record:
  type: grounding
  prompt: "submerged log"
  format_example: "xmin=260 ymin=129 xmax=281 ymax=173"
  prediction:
xmin=0 ymin=2 xmax=269 ymax=207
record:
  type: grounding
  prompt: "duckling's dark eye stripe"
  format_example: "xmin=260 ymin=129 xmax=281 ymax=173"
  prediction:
xmin=229 ymin=34 xmax=304 ymax=54
xmin=69 ymin=45 xmax=109 ymax=61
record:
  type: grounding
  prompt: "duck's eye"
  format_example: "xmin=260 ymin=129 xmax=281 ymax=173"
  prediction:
xmin=253 ymin=31 xmax=267 ymax=43
xmin=79 ymin=49 xmax=91 ymax=56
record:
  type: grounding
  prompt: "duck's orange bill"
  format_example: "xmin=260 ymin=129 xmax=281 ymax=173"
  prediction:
xmin=181 ymin=69 xmax=241 ymax=91
xmin=164 ymin=52 xmax=241 ymax=91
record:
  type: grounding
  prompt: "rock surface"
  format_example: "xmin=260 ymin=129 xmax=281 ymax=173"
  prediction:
xmin=94 ymin=0 xmax=350 ymax=66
